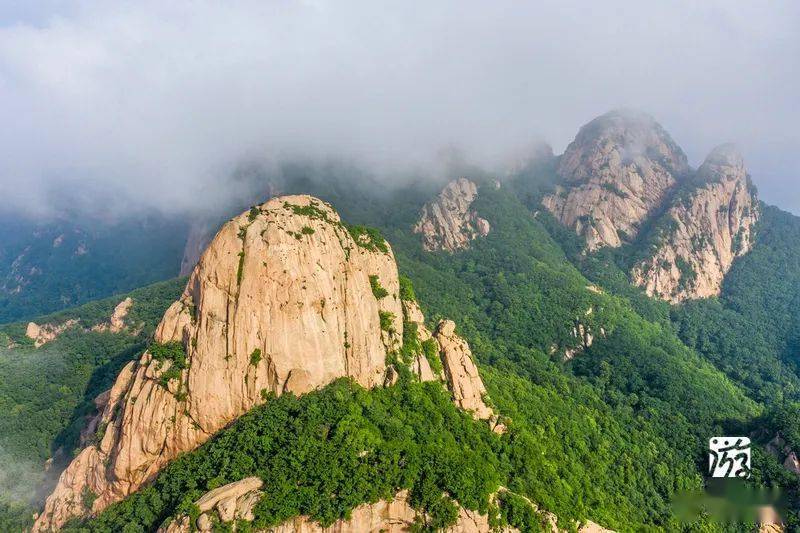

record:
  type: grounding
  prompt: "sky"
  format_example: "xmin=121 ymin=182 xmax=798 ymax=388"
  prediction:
xmin=0 ymin=1 xmax=798 ymax=215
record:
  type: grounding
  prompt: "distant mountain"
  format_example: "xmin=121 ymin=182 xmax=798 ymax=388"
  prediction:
xmin=0 ymin=212 xmax=188 ymax=324
xmin=542 ymin=109 xmax=690 ymax=251
xmin=6 ymin=111 xmax=800 ymax=532
xmin=542 ymin=110 xmax=759 ymax=303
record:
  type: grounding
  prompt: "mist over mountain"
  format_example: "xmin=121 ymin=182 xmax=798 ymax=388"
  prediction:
xmin=1 ymin=1 xmax=798 ymax=218
xmin=4 ymin=4 xmax=800 ymax=532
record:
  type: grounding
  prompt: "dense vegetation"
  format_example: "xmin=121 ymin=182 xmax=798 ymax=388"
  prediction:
xmin=508 ymin=180 xmax=800 ymax=526
xmin=0 ymin=212 xmax=187 ymax=324
xmin=387 ymin=185 xmax=765 ymax=528
xmin=64 ymin=378 xmax=510 ymax=532
xmin=0 ymin=278 xmax=184 ymax=531
xmin=5 ymin=163 xmax=800 ymax=531
xmin=62 ymin=182 xmax=766 ymax=532
xmin=0 ymin=278 xmax=184 ymax=463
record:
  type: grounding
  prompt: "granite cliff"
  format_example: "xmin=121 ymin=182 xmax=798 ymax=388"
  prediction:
xmin=414 ymin=178 xmax=490 ymax=252
xmin=631 ymin=144 xmax=759 ymax=302
xmin=34 ymin=196 xmax=497 ymax=531
xmin=542 ymin=110 xmax=689 ymax=251
xmin=542 ymin=111 xmax=759 ymax=303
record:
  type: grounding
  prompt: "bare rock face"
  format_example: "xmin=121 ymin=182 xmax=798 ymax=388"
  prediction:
xmin=434 ymin=319 xmax=493 ymax=421
xmin=543 ymin=110 xmax=689 ymax=250
xmin=91 ymin=297 xmax=133 ymax=333
xmin=25 ymin=319 xmax=79 ymax=348
xmin=34 ymin=195 xmax=404 ymax=532
xmin=561 ymin=307 xmax=606 ymax=361
xmin=758 ymin=505 xmax=785 ymax=533
xmin=414 ymin=178 xmax=490 ymax=252
xmin=163 ymin=488 xmax=505 ymax=533
xmin=402 ymin=299 xmax=440 ymax=383
xmin=161 ymin=483 xmax=614 ymax=533
xmin=25 ymin=297 xmax=133 ymax=349
xmin=160 ymin=477 xmax=264 ymax=532
xmin=631 ymin=144 xmax=759 ymax=302
xmin=766 ymin=434 xmax=800 ymax=476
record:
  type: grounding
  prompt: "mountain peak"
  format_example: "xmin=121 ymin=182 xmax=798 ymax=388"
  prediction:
xmin=697 ymin=143 xmax=746 ymax=184
xmin=413 ymin=178 xmax=490 ymax=252
xmin=563 ymin=109 xmax=689 ymax=178
xmin=631 ymin=143 xmax=759 ymax=302
xmin=34 ymin=195 xmax=499 ymax=531
xmin=542 ymin=110 xmax=688 ymax=250
xmin=704 ymin=142 xmax=742 ymax=165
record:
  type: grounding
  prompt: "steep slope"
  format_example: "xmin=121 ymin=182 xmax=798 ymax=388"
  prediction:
xmin=668 ymin=204 xmax=800 ymax=401
xmin=631 ymin=144 xmax=759 ymax=302
xmin=397 ymin=185 xmax=761 ymax=529
xmin=36 ymin=196 xmax=498 ymax=531
xmin=413 ymin=178 xmax=490 ymax=252
xmin=34 ymin=196 xmax=401 ymax=530
xmin=542 ymin=110 xmax=689 ymax=250
xmin=69 ymin=376 xmax=513 ymax=533
xmin=0 ymin=212 xmax=187 ymax=324
xmin=5 ymin=146 xmax=792 ymax=531
xmin=0 ymin=278 xmax=184 ymax=532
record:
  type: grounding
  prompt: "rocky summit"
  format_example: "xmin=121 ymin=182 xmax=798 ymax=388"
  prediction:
xmin=34 ymin=195 xmax=497 ymax=532
xmin=542 ymin=111 xmax=760 ymax=303
xmin=631 ymin=144 xmax=759 ymax=302
xmin=543 ymin=110 xmax=689 ymax=250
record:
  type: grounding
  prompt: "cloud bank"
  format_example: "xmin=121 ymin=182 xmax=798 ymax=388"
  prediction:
xmin=0 ymin=1 xmax=798 ymax=214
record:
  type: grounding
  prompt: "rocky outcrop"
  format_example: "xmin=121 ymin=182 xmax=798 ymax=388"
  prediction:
xmin=785 ymin=453 xmax=800 ymax=475
xmin=549 ymin=304 xmax=606 ymax=361
xmin=34 ymin=360 xmax=136 ymax=529
xmin=161 ymin=477 xmax=264 ymax=532
xmin=34 ymin=195 xmax=405 ymax=531
xmin=542 ymin=110 xmax=689 ymax=250
xmin=401 ymin=301 xmax=502 ymax=429
xmin=766 ymin=434 xmax=800 ymax=476
xmin=435 ymin=320 xmax=493 ymax=420
xmin=631 ymin=144 xmax=759 ymax=302
xmin=563 ymin=323 xmax=604 ymax=361
xmin=414 ymin=179 xmax=490 ymax=252
xmin=35 ymin=196 xmax=500 ymax=531
xmin=91 ymin=297 xmax=133 ymax=333
xmin=402 ymin=299 xmax=440 ymax=383
xmin=25 ymin=319 xmax=79 ymax=348
xmin=23 ymin=297 xmax=133 ymax=349
xmin=162 ymin=483 xmax=614 ymax=533
xmin=163 ymin=488 xmax=501 ymax=533
xmin=758 ymin=506 xmax=784 ymax=533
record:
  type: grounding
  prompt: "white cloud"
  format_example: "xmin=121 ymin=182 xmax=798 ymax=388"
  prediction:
xmin=0 ymin=0 xmax=798 ymax=214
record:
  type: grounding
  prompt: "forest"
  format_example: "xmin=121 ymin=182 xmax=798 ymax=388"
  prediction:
xmin=3 ymin=175 xmax=800 ymax=531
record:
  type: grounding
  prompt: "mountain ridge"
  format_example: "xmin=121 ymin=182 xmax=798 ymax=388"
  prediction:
xmin=2 ymin=110 xmax=800 ymax=531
